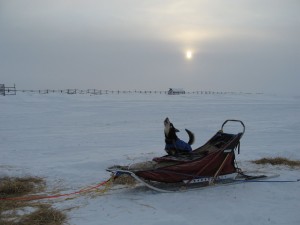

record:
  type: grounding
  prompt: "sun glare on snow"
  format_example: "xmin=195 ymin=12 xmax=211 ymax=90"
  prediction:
xmin=185 ymin=50 xmax=193 ymax=60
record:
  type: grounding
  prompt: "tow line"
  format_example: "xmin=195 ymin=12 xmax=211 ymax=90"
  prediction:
xmin=1 ymin=176 xmax=298 ymax=200
xmin=0 ymin=177 xmax=113 ymax=201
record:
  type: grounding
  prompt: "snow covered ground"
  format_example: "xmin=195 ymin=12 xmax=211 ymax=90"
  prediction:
xmin=1 ymin=92 xmax=300 ymax=225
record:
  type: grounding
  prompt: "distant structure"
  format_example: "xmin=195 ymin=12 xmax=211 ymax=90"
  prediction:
xmin=168 ymin=88 xmax=185 ymax=95
xmin=0 ymin=84 xmax=4 ymax=96
xmin=0 ymin=84 xmax=16 ymax=96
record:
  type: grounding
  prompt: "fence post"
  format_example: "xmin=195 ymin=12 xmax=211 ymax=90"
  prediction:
xmin=0 ymin=84 xmax=5 ymax=96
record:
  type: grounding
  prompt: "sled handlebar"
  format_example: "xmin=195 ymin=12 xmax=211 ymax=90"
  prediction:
xmin=221 ymin=120 xmax=245 ymax=135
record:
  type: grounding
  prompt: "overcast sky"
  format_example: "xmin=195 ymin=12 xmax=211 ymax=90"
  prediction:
xmin=1 ymin=0 xmax=299 ymax=95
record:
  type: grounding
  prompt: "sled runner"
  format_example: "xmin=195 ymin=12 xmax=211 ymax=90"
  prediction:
xmin=107 ymin=120 xmax=278 ymax=192
xmin=108 ymin=169 xmax=279 ymax=192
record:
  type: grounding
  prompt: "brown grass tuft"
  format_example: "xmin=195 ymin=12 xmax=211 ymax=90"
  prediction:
xmin=0 ymin=176 xmax=67 ymax=225
xmin=251 ymin=157 xmax=300 ymax=168
xmin=113 ymin=174 xmax=137 ymax=186
xmin=19 ymin=205 xmax=67 ymax=225
xmin=0 ymin=176 xmax=44 ymax=198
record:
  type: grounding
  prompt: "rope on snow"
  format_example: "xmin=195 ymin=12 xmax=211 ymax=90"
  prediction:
xmin=0 ymin=177 xmax=114 ymax=201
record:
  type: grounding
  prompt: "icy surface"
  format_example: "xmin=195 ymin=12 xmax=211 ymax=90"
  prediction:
xmin=1 ymin=93 xmax=300 ymax=225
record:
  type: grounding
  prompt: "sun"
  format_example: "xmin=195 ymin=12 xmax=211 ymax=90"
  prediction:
xmin=185 ymin=50 xmax=193 ymax=60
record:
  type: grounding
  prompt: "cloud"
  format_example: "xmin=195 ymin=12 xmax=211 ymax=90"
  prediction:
xmin=0 ymin=0 xmax=299 ymax=94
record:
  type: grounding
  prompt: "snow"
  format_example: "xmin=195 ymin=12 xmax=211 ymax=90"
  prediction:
xmin=1 ymin=93 xmax=300 ymax=225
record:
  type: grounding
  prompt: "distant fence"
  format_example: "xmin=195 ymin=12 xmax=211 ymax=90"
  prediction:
xmin=18 ymin=89 xmax=169 ymax=95
xmin=0 ymin=84 xmax=17 ymax=96
xmin=13 ymin=89 xmax=259 ymax=95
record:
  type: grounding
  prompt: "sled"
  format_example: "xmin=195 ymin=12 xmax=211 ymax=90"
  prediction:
xmin=108 ymin=169 xmax=279 ymax=192
xmin=107 ymin=120 xmax=278 ymax=192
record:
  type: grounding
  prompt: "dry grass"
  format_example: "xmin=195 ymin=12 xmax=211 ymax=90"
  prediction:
xmin=0 ymin=176 xmax=44 ymax=198
xmin=113 ymin=174 xmax=137 ymax=186
xmin=19 ymin=205 xmax=67 ymax=225
xmin=0 ymin=176 xmax=67 ymax=225
xmin=251 ymin=157 xmax=300 ymax=168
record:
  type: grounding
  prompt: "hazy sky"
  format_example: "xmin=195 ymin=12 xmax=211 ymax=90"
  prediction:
xmin=1 ymin=0 xmax=299 ymax=94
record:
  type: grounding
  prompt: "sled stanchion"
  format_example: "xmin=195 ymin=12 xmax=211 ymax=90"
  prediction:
xmin=210 ymin=153 xmax=231 ymax=185
xmin=186 ymin=151 xmax=223 ymax=185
